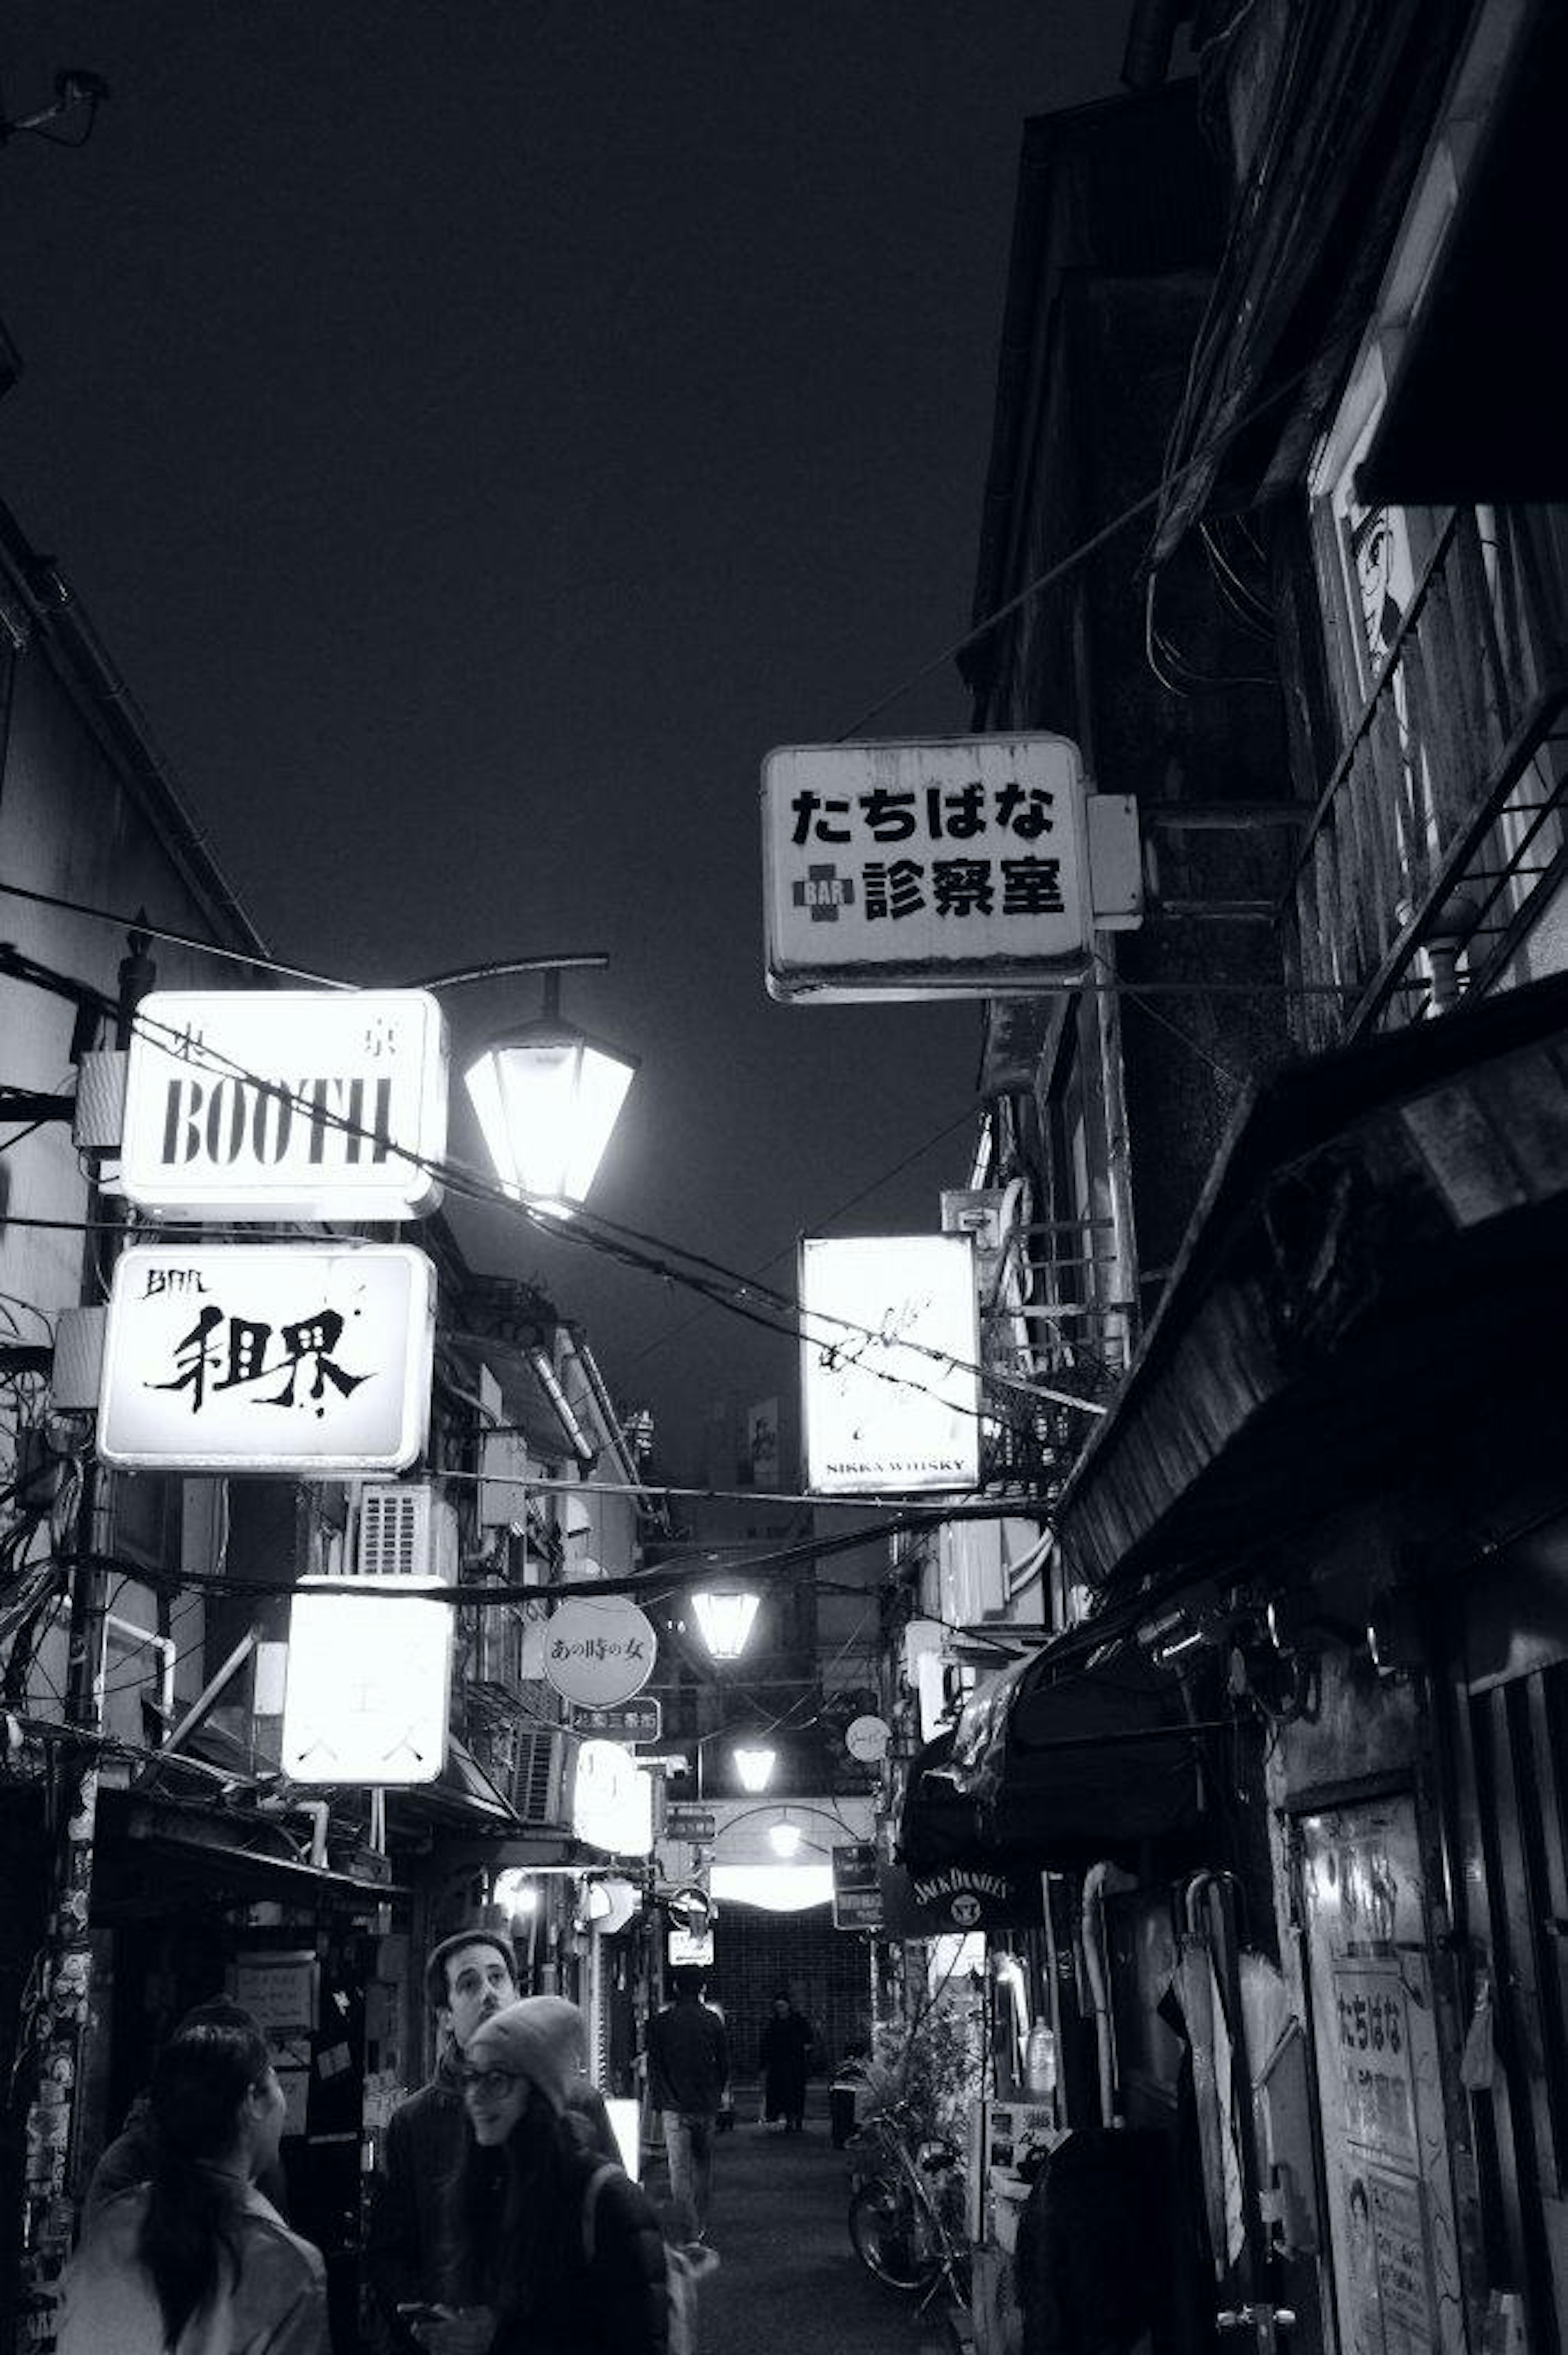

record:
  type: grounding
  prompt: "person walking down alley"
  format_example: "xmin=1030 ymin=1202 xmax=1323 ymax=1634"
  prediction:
xmin=365 ymin=1927 xmax=616 ymax=2350
xmin=645 ymin=1967 xmax=729 ymax=2243
xmin=760 ymin=1991 xmax=814 ymax=2134
xmin=420 ymin=1996 xmax=670 ymax=2355
xmin=56 ymin=2007 xmax=327 ymax=2354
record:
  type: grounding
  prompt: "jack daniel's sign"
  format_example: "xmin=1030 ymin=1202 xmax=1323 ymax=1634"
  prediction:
xmin=121 ymin=989 xmax=449 ymax=1221
xmin=879 ymin=1859 xmax=1043 ymax=1935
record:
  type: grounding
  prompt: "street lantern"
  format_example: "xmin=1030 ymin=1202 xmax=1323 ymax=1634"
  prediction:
xmin=691 ymin=1586 xmax=761 ymax=1661
xmin=733 ymin=1744 xmax=776 ymax=1793
xmin=768 ymin=1815 xmax=802 ymax=1858
xmin=463 ymin=972 xmax=637 ymax=1212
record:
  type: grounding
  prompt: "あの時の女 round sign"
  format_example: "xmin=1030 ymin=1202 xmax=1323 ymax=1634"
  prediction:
xmin=541 ymin=1595 xmax=657 ymax=1706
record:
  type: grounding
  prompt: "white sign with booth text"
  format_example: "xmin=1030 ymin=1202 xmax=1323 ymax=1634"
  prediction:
xmin=800 ymin=1233 xmax=980 ymax=1494
xmin=98 ymin=1244 xmax=435 ymax=1472
xmin=121 ymin=988 xmax=448 ymax=1221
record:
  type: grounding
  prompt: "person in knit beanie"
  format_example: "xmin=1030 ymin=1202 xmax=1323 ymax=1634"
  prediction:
xmin=415 ymin=1997 xmax=670 ymax=2355
xmin=466 ymin=1997 xmax=590 ymax=2117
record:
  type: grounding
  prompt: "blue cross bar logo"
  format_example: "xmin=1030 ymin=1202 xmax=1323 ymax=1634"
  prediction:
xmin=792 ymin=865 xmax=855 ymax=922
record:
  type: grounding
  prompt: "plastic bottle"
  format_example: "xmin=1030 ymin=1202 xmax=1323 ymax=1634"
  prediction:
xmin=1025 ymin=2023 xmax=1057 ymax=2098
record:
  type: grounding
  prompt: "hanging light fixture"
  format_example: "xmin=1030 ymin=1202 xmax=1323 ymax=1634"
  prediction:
xmin=768 ymin=1815 xmax=802 ymax=1858
xmin=464 ymin=970 xmax=638 ymax=1213
xmin=690 ymin=1585 xmax=762 ymax=1661
xmin=733 ymin=1744 xmax=776 ymax=1793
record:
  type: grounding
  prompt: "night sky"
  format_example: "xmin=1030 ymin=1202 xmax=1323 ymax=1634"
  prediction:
xmin=1 ymin=5 xmax=1130 ymax=1480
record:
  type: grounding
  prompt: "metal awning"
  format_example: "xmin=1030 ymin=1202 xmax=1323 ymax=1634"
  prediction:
xmin=94 ymin=1789 xmax=410 ymax=1918
xmin=1052 ymin=969 xmax=1568 ymax=1601
xmin=1149 ymin=0 xmax=1466 ymax=564
xmin=898 ymin=1643 xmax=1204 ymax=1878
xmin=1356 ymin=0 xmax=1566 ymax=505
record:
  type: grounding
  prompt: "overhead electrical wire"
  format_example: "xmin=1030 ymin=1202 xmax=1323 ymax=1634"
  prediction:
xmin=0 ymin=972 xmax=1104 ymax=1426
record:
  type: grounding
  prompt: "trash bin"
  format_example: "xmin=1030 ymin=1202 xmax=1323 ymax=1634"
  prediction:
xmin=829 ymin=2085 xmax=857 ymax=2148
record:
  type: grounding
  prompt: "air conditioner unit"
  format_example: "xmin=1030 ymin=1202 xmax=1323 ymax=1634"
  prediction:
xmin=901 ymin=1618 xmax=946 ymax=1686
xmin=511 ymin=1727 xmax=579 ymax=1829
xmin=479 ymin=1430 xmax=532 ymax=1533
xmin=941 ymin=1518 xmax=1008 ymax=1624
xmin=355 ymin=1483 xmax=459 ymax=1583
xmin=472 ymin=1599 xmax=526 ymax=1690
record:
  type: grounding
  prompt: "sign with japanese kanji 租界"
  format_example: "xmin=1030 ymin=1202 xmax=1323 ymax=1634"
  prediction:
xmin=762 ymin=734 xmax=1139 ymax=1001
xmin=97 ymin=1244 xmax=435 ymax=1472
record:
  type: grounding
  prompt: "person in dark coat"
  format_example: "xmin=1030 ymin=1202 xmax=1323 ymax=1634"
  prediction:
xmin=645 ymin=1968 xmax=729 ymax=2240
xmin=413 ymin=1996 xmax=669 ymax=2355
xmin=759 ymin=1991 xmax=814 ymax=2134
xmin=365 ymin=1929 xmax=617 ymax=2352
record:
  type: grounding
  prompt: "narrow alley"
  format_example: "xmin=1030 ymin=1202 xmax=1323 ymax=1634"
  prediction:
xmin=646 ymin=2107 xmax=949 ymax=2355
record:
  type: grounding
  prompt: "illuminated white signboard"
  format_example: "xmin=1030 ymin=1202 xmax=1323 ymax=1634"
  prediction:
xmin=281 ymin=1583 xmax=452 ymax=1785
xmin=541 ymin=1595 xmax=657 ymax=1706
xmin=98 ymin=1244 xmax=435 ymax=1472
xmin=801 ymin=1233 xmax=980 ymax=1494
xmin=572 ymin=1737 xmax=655 ymax=1855
xmin=762 ymin=734 xmax=1140 ymax=1001
xmin=121 ymin=989 xmax=448 ymax=1221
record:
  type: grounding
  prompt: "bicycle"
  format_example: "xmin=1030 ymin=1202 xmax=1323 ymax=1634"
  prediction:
xmin=846 ymin=2097 xmax=972 ymax=2313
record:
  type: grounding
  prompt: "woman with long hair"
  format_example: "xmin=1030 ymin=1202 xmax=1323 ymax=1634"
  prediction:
xmin=57 ymin=2005 xmax=327 ymax=2353
xmin=407 ymin=1995 xmax=670 ymax=2355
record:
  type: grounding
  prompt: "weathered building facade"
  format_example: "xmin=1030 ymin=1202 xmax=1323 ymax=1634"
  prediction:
xmin=892 ymin=5 xmax=1568 ymax=2352
xmin=0 ymin=493 xmax=655 ymax=2349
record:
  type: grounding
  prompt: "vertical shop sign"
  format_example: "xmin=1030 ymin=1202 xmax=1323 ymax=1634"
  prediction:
xmin=800 ymin=1231 xmax=980 ymax=1494
xmin=1300 ymin=1799 xmax=1466 ymax=2355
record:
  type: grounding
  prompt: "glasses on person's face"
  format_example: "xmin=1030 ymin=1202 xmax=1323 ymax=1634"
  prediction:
xmin=458 ymin=2065 xmax=522 ymax=2101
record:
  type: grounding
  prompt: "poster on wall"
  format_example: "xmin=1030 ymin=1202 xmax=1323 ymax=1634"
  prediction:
xmin=1299 ymin=1798 xmax=1465 ymax=2355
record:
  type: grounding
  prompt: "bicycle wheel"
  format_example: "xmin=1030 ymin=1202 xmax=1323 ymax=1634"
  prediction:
xmin=848 ymin=2178 xmax=941 ymax=2292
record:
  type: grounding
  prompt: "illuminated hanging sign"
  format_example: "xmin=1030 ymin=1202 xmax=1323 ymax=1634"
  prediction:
xmin=762 ymin=734 xmax=1140 ymax=1001
xmin=121 ymin=988 xmax=448 ymax=1220
xmin=282 ymin=1583 xmax=452 ymax=1785
xmin=800 ymin=1233 xmax=980 ymax=1494
xmin=541 ymin=1595 xmax=657 ymax=1706
xmin=572 ymin=1737 xmax=655 ymax=1855
xmin=98 ymin=1244 xmax=435 ymax=1472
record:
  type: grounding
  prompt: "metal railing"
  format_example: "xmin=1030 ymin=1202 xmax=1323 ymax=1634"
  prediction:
xmin=1286 ymin=503 xmax=1568 ymax=1045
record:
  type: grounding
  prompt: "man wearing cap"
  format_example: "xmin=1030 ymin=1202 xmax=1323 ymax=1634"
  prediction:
xmin=365 ymin=1930 xmax=617 ymax=2351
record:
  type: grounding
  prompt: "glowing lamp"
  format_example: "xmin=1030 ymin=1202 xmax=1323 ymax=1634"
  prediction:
xmin=733 ymin=1745 xmax=776 ymax=1793
xmin=768 ymin=1818 xmax=802 ymax=1858
xmin=464 ymin=975 xmax=637 ymax=1212
xmin=691 ymin=1586 xmax=761 ymax=1661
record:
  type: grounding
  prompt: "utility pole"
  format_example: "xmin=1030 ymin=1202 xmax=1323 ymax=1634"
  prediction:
xmin=18 ymin=929 xmax=153 ymax=2350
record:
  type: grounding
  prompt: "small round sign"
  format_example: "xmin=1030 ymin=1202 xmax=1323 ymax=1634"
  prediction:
xmin=541 ymin=1595 xmax=657 ymax=1707
xmin=845 ymin=1713 xmax=892 ymax=1764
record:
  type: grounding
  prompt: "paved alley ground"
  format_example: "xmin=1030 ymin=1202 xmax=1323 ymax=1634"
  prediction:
xmin=644 ymin=2105 xmax=954 ymax=2355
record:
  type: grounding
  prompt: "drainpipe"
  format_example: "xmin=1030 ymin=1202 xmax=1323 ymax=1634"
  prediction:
xmin=1081 ymin=1861 xmax=1137 ymax=2125
xmin=20 ymin=930 xmax=154 ymax=2325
